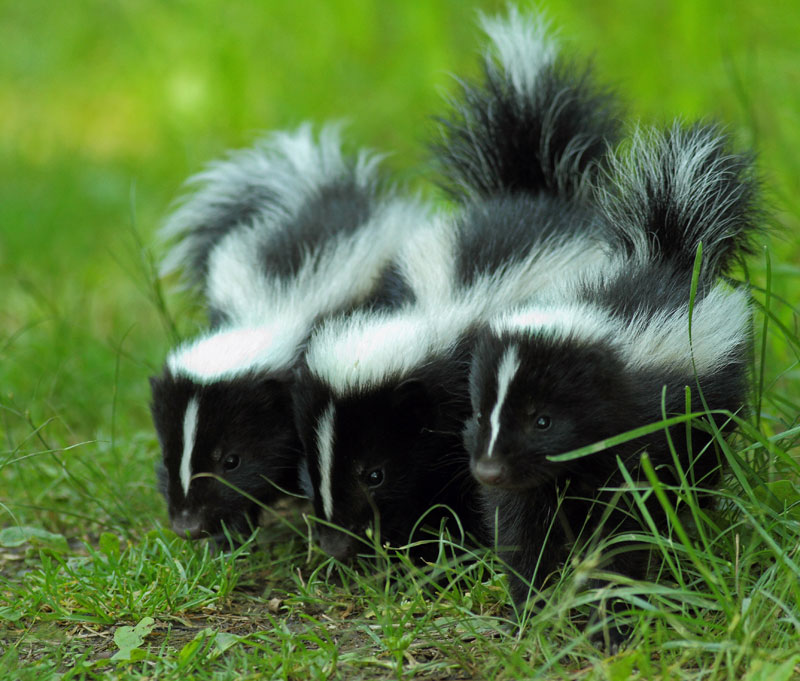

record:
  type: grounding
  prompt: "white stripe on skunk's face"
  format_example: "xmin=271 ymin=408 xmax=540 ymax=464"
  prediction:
xmin=180 ymin=395 xmax=200 ymax=497
xmin=316 ymin=401 xmax=336 ymax=521
xmin=487 ymin=345 xmax=520 ymax=459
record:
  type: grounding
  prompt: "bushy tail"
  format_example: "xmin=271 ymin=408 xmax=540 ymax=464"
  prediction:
xmin=432 ymin=6 xmax=623 ymax=201
xmin=159 ymin=123 xmax=382 ymax=287
xmin=596 ymin=122 xmax=763 ymax=279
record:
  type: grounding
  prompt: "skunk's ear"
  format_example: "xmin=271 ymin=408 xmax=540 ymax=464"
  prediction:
xmin=291 ymin=356 xmax=313 ymax=383
xmin=566 ymin=345 xmax=624 ymax=391
xmin=391 ymin=378 xmax=431 ymax=429
xmin=392 ymin=377 xmax=427 ymax=404
xmin=253 ymin=375 xmax=293 ymax=411
xmin=257 ymin=374 xmax=288 ymax=392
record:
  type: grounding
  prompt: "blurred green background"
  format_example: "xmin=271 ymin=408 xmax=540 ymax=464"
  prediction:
xmin=1 ymin=0 xmax=798 ymax=534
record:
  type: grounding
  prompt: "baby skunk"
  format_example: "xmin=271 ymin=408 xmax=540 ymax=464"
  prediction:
xmin=292 ymin=8 xmax=625 ymax=562
xmin=293 ymin=307 xmax=485 ymax=561
xmin=464 ymin=123 xmax=761 ymax=617
xmin=150 ymin=125 xmax=430 ymax=544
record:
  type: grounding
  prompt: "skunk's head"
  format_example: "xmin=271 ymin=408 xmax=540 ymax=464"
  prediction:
xmin=293 ymin=310 xmax=474 ymax=561
xmin=465 ymin=311 xmax=633 ymax=491
xmin=293 ymin=373 xmax=447 ymax=560
xmin=150 ymin=329 xmax=303 ymax=543
xmin=466 ymin=286 xmax=753 ymax=491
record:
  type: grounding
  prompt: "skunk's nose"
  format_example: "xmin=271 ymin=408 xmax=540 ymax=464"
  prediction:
xmin=171 ymin=511 xmax=204 ymax=540
xmin=319 ymin=528 xmax=358 ymax=562
xmin=472 ymin=457 xmax=507 ymax=487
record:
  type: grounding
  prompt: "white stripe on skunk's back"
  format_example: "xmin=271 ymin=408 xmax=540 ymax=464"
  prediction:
xmin=304 ymin=232 xmax=617 ymax=397
xmin=490 ymin=283 xmax=750 ymax=376
xmin=304 ymin=306 xmax=473 ymax=396
xmin=491 ymin=301 xmax=618 ymax=346
xmin=622 ymin=285 xmax=751 ymax=375
xmin=167 ymin=321 xmax=308 ymax=383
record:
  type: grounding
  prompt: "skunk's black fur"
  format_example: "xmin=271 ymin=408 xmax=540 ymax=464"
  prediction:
xmin=294 ymin=8 xmax=625 ymax=562
xmin=151 ymin=370 xmax=299 ymax=541
xmin=464 ymin=123 xmax=761 ymax=627
xmin=150 ymin=125 xmax=428 ymax=543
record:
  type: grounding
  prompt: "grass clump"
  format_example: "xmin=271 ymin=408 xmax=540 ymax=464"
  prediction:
xmin=0 ymin=530 xmax=247 ymax=626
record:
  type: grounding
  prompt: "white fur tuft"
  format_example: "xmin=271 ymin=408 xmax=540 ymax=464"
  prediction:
xmin=392 ymin=215 xmax=458 ymax=310
xmin=480 ymin=6 xmax=559 ymax=98
xmin=622 ymin=285 xmax=751 ymax=375
xmin=491 ymin=301 xmax=618 ymax=346
xmin=304 ymin=307 xmax=464 ymax=396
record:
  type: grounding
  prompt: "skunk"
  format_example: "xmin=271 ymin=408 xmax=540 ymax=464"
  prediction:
xmin=293 ymin=307 xmax=484 ymax=560
xmin=292 ymin=8 xmax=625 ymax=561
xmin=150 ymin=125 xmax=431 ymax=543
xmin=464 ymin=123 xmax=761 ymax=626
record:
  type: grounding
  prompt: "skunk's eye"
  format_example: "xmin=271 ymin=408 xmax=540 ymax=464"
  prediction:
xmin=364 ymin=468 xmax=384 ymax=488
xmin=535 ymin=415 xmax=551 ymax=430
xmin=223 ymin=454 xmax=240 ymax=471
xmin=475 ymin=411 xmax=483 ymax=425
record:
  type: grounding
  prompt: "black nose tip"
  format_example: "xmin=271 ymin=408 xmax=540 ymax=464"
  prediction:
xmin=171 ymin=511 xmax=204 ymax=540
xmin=318 ymin=528 xmax=359 ymax=561
xmin=472 ymin=457 xmax=507 ymax=486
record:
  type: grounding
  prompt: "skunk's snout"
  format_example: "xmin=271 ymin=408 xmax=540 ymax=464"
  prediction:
xmin=319 ymin=528 xmax=358 ymax=562
xmin=472 ymin=457 xmax=508 ymax=487
xmin=171 ymin=510 xmax=205 ymax=540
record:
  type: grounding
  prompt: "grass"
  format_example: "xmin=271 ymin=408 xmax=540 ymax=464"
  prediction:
xmin=1 ymin=0 xmax=799 ymax=678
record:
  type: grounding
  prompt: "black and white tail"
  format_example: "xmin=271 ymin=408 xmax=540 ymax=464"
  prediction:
xmin=433 ymin=6 xmax=623 ymax=201
xmin=160 ymin=123 xmax=382 ymax=287
xmin=596 ymin=122 xmax=762 ymax=279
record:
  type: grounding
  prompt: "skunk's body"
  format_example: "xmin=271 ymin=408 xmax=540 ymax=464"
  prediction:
xmin=465 ymin=123 xmax=761 ymax=613
xmin=293 ymin=9 xmax=625 ymax=561
xmin=150 ymin=125 xmax=430 ymax=543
